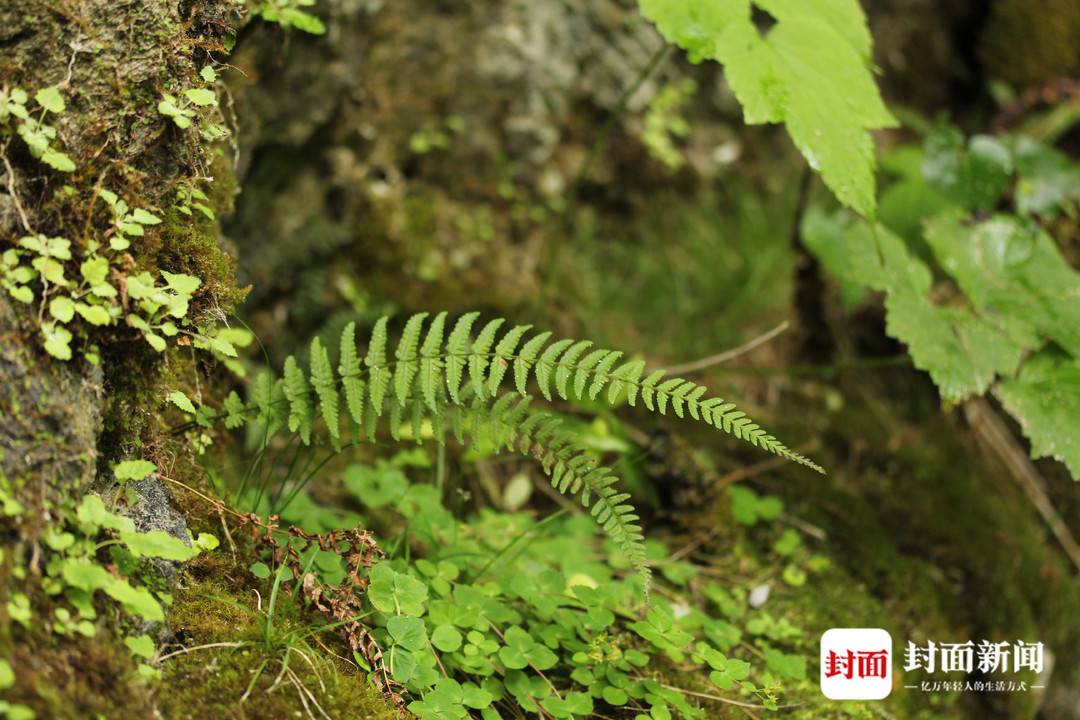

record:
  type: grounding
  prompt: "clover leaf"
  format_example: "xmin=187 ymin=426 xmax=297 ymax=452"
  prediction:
xmin=498 ymin=626 xmax=557 ymax=670
xmin=368 ymin=563 xmax=428 ymax=617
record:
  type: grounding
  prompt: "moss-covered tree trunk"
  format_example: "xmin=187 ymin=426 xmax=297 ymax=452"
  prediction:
xmin=0 ymin=0 xmax=242 ymax=714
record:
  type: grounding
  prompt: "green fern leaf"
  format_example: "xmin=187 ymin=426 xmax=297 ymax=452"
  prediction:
xmin=394 ymin=312 xmax=428 ymax=406
xmin=573 ymin=349 xmax=610 ymax=399
xmin=339 ymin=322 xmax=365 ymax=427
xmin=535 ymin=338 xmax=574 ymax=400
xmin=514 ymin=331 xmax=552 ymax=395
xmin=446 ymin=311 xmax=478 ymax=403
xmin=655 ymin=378 xmax=685 ymax=415
xmin=588 ymin=350 xmax=623 ymax=400
xmin=420 ymin=311 xmax=447 ymax=412
xmin=469 ymin=318 xmax=505 ymax=400
xmin=283 ymin=356 xmax=312 ymax=444
xmin=223 ymin=391 xmax=246 ymax=429
xmin=640 ymin=369 xmax=665 ymax=411
xmin=609 ymin=359 xmax=646 ymax=405
xmin=555 ymin=340 xmax=593 ymax=400
xmin=366 ymin=317 xmax=391 ymax=416
xmin=488 ymin=324 xmax=532 ymax=396
xmin=309 ymin=336 xmax=339 ymax=441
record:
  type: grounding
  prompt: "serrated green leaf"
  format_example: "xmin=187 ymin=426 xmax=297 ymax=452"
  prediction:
xmin=168 ymin=390 xmax=197 ymax=414
xmin=639 ymin=0 xmax=895 ymax=216
xmin=997 ymin=349 xmax=1080 ymax=480
xmin=488 ymin=324 xmax=531 ymax=396
xmin=420 ymin=311 xmax=446 ymax=411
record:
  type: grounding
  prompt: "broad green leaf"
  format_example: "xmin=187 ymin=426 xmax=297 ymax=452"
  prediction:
xmin=923 ymin=124 xmax=1012 ymax=211
xmin=431 ymin=624 xmax=463 ymax=652
xmin=125 ymin=635 xmax=156 ymax=659
xmin=114 ymin=459 xmax=156 ymax=482
xmin=368 ymin=563 xmax=428 ymax=617
xmin=808 ymin=219 xmax=1024 ymax=403
xmin=997 ymin=349 xmax=1080 ymax=480
xmin=639 ymin=0 xmax=895 ymax=216
xmin=1011 ymin=136 xmax=1080 ymax=217
xmin=43 ymin=323 xmax=72 ymax=360
xmin=75 ymin=303 xmax=112 ymax=326
xmin=41 ymin=148 xmax=75 ymax=172
xmin=35 ymin=86 xmax=65 ymax=113
xmin=161 ymin=271 xmax=200 ymax=296
xmin=344 ymin=463 xmax=408 ymax=509
xmin=120 ymin=530 xmax=199 ymax=561
xmin=183 ymin=88 xmax=217 ymax=107
xmin=49 ymin=296 xmax=75 ymax=323
xmin=194 ymin=533 xmax=219 ymax=551
xmin=884 ymin=292 xmax=1021 ymax=404
xmin=924 ymin=211 xmax=1080 ymax=357
xmin=130 ymin=208 xmax=162 ymax=225
xmin=387 ymin=615 xmax=429 ymax=652
xmin=76 ymin=495 xmax=135 ymax=533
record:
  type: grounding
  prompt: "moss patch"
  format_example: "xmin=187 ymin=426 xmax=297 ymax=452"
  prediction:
xmin=155 ymin=555 xmax=401 ymax=719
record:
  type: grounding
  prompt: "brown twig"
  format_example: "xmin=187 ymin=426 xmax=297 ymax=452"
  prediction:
xmin=963 ymin=398 xmax=1080 ymax=574
xmin=662 ymin=321 xmax=790 ymax=376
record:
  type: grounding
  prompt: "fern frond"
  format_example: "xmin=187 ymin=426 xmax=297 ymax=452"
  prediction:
xmin=310 ymin=336 xmax=339 ymax=443
xmin=469 ymin=318 xmax=505 ymax=400
xmin=365 ymin=317 xmax=390 ymax=416
xmin=339 ymin=322 xmax=365 ymax=430
xmin=227 ymin=311 xmax=824 ymax=471
xmin=393 ymin=312 xmax=427 ymax=406
xmin=536 ymin=338 xmax=574 ymax=400
xmin=195 ymin=311 xmax=824 ymax=595
xmin=445 ymin=311 xmax=478 ymax=404
xmin=420 ymin=311 xmax=447 ymax=412
xmin=458 ymin=393 xmax=649 ymax=589
xmin=283 ymin=356 xmax=312 ymax=445
xmin=515 ymin=331 xmax=552 ymax=395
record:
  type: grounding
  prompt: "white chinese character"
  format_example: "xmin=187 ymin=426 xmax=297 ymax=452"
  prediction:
xmin=904 ymin=640 xmax=935 ymax=672
xmin=977 ymin=640 xmax=1010 ymax=673
xmin=939 ymin=641 xmax=974 ymax=673
xmin=1014 ymin=641 xmax=1044 ymax=674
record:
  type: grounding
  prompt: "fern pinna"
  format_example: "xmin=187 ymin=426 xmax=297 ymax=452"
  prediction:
xmin=207 ymin=312 xmax=824 ymax=589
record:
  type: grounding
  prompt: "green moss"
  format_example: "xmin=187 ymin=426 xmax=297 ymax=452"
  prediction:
xmin=157 ymin=561 xmax=401 ymax=720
